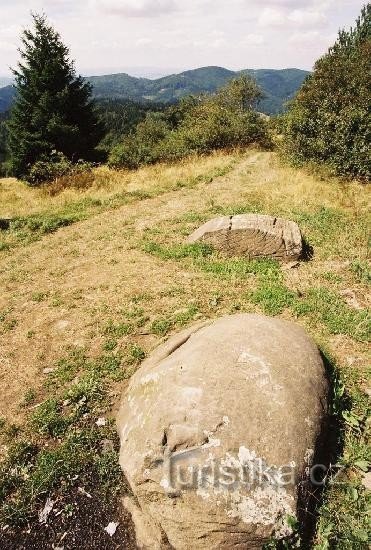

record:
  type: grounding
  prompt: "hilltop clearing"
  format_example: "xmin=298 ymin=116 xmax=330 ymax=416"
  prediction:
xmin=0 ymin=150 xmax=369 ymax=548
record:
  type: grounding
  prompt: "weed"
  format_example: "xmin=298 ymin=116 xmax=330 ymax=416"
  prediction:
xmin=31 ymin=399 xmax=71 ymax=437
xmin=21 ymin=389 xmax=36 ymax=408
xmin=103 ymin=339 xmax=118 ymax=352
xmin=31 ymin=291 xmax=49 ymax=302
xmin=143 ymin=241 xmax=213 ymax=260
xmin=126 ymin=344 xmax=146 ymax=365
xmin=198 ymin=257 xmax=281 ymax=280
xmin=103 ymin=320 xmax=133 ymax=338
xmin=292 ymin=287 xmax=370 ymax=342
xmin=351 ymin=260 xmax=371 ymax=284
xmin=151 ymin=317 xmax=172 ymax=336
xmin=250 ymin=284 xmax=296 ymax=315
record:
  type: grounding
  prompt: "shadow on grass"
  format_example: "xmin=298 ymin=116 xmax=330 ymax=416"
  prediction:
xmin=297 ymin=350 xmax=349 ymax=548
xmin=300 ymin=236 xmax=314 ymax=262
xmin=264 ymin=350 xmax=349 ymax=549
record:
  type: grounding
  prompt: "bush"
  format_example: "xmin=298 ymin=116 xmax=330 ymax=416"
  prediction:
xmin=108 ymin=76 xmax=271 ymax=169
xmin=282 ymin=6 xmax=371 ymax=180
xmin=28 ymin=151 xmax=93 ymax=186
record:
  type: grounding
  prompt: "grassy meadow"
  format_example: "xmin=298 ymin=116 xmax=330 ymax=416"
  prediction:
xmin=0 ymin=149 xmax=369 ymax=548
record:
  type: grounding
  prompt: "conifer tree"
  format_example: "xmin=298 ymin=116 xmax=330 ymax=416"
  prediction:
xmin=8 ymin=13 xmax=102 ymax=181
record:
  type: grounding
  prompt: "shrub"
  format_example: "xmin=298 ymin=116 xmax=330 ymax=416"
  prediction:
xmin=28 ymin=151 xmax=93 ymax=186
xmin=109 ymin=112 xmax=170 ymax=169
xmin=282 ymin=6 xmax=371 ymax=180
xmin=109 ymin=76 xmax=271 ymax=169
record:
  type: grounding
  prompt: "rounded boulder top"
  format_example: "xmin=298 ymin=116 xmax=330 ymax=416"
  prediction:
xmin=117 ymin=314 xmax=329 ymax=549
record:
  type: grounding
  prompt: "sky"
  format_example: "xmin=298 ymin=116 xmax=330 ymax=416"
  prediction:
xmin=0 ymin=0 xmax=366 ymax=77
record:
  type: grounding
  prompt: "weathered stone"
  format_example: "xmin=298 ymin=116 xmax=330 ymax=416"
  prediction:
xmin=187 ymin=214 xmax=303 ymax=261
xmin=117 ymin=314 xmax=329 ymax=549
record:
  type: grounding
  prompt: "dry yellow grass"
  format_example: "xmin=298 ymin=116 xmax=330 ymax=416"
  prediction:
xmin=0 ymin=151 xmax=238 ymax=218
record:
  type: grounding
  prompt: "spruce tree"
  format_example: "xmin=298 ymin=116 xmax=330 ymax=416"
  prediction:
xmin=8 ymin=13 xmax=102 ymax=181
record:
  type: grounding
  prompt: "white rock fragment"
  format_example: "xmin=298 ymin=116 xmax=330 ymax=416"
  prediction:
xmin=96 ymin=417 xmax=107 ymax=427
xmin=78 ymin=487 xmax=92 ymax=498
xmin=104 ymin=522 xmax=119 ymax=537
xmin=39 ymin=498 xmax=54 ymax=524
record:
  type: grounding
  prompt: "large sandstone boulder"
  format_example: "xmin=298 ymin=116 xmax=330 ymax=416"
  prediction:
xmin=117 ymin=314 xmax=329 ymax=549
xmin=187 ymin=214 xmax=303 ymax=261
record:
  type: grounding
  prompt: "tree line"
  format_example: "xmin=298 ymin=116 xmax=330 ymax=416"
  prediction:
xmin=1 ymin=7 xmax=370 ymax=185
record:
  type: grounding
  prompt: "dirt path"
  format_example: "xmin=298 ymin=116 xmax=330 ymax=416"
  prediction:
xmin=0 ymin=151 xmax=266 ymax=421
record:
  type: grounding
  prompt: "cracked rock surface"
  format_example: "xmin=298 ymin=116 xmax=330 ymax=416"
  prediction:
xmin=117 ymin=314 xmax=329 ymax=549
xmin=187 ymin=214 xmax=303 ymax=261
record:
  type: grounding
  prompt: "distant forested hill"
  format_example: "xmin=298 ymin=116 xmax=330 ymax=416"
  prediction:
xmin=88 ymin=66 xmax=310 ymax=114
xmin=0 ymin=77 xmax=13 ymax=88
xmin=0 ymin=85 xmax=16 ymax=112
xmin=0 ymin=66 xmax=310 ymax=114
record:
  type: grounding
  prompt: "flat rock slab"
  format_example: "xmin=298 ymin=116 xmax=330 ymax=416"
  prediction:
xmin=187 ymin=214 xmax=303 ymax=261
xmin=117 ymin=314 xmax=329 ymax=549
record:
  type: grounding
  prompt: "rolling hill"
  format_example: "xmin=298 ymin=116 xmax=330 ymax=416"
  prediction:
xmin=88 ymin=66 xmax=310 ymax=114
xmin=0 ymin=85 xmax=16 ymax=112
xmin=0 ymin=66 xmax=310 ymax=114
xmin=0 ymin=77 xmax=13 ymax=88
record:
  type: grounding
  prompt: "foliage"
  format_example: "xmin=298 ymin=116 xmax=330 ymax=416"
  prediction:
xmin=7 ymin=13 xmax=103 ymax=183
xmin=96 ymin=98 xmax=164 ymax=151
xmin=282 ymin=5 xmax=371 ymax=180
xmin=109 ymin=76 xmax=271 ymax=169
xmin=27 ymin=151 xmax=93 ymax=186
xmin=0 ymin=111 xmax=9 ymax=175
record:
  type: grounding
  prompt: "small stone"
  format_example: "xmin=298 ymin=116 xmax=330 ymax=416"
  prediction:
xmin=78 ymin=487 xmax=92 ymax=498
xmin=339 ymin=289 xmax=362 ymax=310
xmin=96 ymin=417 xmax=107 ymax=427
xmin=39 ymin=498 xmax=54 ymax=524
xmin=104 ymin=522 xmax=119 ymax=537
xmin=43 ymin=368 xmax=55 ymax=375
xmin=54 ymin=320 xmax=70 ymax=331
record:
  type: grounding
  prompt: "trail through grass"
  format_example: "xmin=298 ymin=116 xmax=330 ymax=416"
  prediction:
xmin=0 ymin=150 xmax=369 ymax=548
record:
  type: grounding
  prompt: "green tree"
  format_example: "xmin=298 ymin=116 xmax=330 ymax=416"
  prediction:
xmin=7 ymin=13 xmax=102 ymax=182
xmin=109 ymin=76 xmax=270 ymax=169
xmin=282 ymin=4 xmax=371 ymax=180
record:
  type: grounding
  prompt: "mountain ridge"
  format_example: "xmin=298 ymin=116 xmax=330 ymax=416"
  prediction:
xmin=0 ymin=65 xmax=310 ymax=114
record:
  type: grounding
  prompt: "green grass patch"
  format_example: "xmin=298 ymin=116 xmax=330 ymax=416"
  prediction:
xmin=197 ymin=257 xmax=281 ymax=280
xmin=351 ymin=260 xmax=371 ymax=285
xmin=103 ymin=320 xmax=134 ymax=338
xmin=250 ymin=283 xmax=296 ymax=315
xmin=293 ymin=287 xmax=370 ymax=342
xmin=143 ymin=241 xmax=214 ymax=260
xmin=151 ymin=304 xmax=200 ymax=336
xmin=314 ymin=361 xmax=370 ymax=549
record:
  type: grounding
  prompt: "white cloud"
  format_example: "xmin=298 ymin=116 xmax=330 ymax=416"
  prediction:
xmin=96 ymin=0 xmax=178 ymax=18
xmin=289 ymin=30 xmax=320 ymax=45
xmin=241 ymin=34 xmax=264 ymax=46
xmin=258 ymin=7 xmax=285 ymax=27
xmin=288 ymin=9 xmax=327 ymax=26
xmin=0 ymin=0 xmax=367 ymax=75
xmin=136 ymin=37 xmax=153 ymax=46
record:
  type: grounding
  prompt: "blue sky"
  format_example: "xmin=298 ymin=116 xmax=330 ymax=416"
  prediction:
xmin=0 ymin=0 xmax=366 ymax=77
